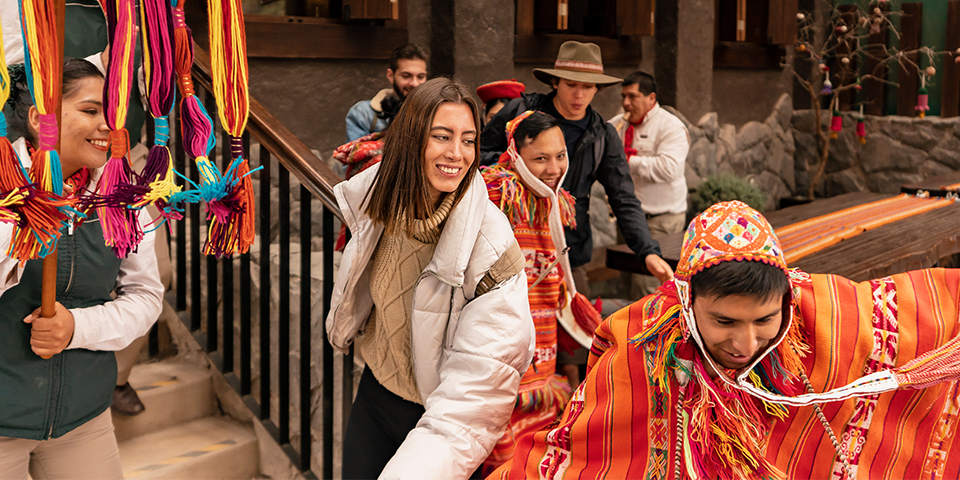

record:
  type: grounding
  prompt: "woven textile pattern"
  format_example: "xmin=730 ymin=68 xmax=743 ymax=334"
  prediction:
xmin=489 ymin=268 xmax=960 ymax=479
xmin=482 ymin=165 xmax=573 ymax=473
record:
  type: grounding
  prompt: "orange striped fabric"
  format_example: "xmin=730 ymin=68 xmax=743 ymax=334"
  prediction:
xmin=482 ymin=165 xmax=573 ymax=474
xmin=488 ymin=268 xmax=960 ymax=479
xmin=777 ymin=194 xmax=954 ymax=264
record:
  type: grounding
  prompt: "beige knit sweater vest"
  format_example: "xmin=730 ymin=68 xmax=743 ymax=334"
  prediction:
xmin=360 ymin=194 xmax=454 ymax=404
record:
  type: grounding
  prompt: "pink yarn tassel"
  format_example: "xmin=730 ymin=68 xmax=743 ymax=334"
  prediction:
xmin=179 ymin=95 xmax=215 ymax=159
xmin=96 ymin=155 xmax=144 ymax=258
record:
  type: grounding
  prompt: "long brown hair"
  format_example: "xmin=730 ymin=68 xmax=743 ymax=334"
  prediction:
xmin=364 ymin=77 xmax=481 ymax=235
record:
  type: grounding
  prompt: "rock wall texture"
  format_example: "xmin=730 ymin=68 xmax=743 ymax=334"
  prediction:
xmin=587 ymin=93 xmax=960 ymax=254
xmin=792 ymin=111 xmax=960 ymax=197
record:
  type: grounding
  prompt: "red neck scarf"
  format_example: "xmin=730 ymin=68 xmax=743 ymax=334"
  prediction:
xmin=623 ymin=114 xmax=645 ymax=157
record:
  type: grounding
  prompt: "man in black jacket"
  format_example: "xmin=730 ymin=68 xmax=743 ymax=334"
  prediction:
xmin=481 ymin=41 xmax=673 ymax=297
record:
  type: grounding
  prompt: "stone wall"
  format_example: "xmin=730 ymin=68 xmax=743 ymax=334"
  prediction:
xmin=588 ymin=93 xmax=960 ymax=256
xmin=793 ymin=112 xmax=960 ymax=197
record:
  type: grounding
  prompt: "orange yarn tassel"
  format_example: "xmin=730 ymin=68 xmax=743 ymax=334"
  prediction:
xmin=203 ymin=0 xmax=256 ymax=257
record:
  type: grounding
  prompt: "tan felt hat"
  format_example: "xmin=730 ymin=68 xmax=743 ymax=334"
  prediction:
xmin=533 ymin=41 xmax=623 ymax=87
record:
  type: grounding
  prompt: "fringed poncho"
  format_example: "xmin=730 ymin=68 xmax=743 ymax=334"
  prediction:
xmin=489 ymin=267 xmax=960 ymax=480
xmin=481 ymin=162 xmax=576 ymax=473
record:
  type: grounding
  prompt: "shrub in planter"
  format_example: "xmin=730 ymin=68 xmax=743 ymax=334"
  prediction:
xmin=688 ymin=174 xmax=767 ymax=221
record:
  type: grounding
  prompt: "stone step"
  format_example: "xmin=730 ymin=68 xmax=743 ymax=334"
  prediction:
xmin=118 ymin=416 xmax=258 ymax=480
xmin=113 ymin=362 xmax=215 ymax=442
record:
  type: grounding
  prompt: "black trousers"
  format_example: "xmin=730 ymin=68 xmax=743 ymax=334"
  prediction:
xmin=341 ymin=367 xmax=484 ymax=480
xmin=342 ymin=367 xmax=425 ymax=479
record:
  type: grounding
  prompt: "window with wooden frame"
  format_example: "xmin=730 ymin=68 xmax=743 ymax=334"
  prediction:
xmin=244 ymin=0 xmax=398 ymax=20
xmin=714 ymin=0 xmax=797 ymax=68
xmin=515 ymin=0 xmax=651 ymax=65
xmin=186 ymin=0 xmax=406 ymax=59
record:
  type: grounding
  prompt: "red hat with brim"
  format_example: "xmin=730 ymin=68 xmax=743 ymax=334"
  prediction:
xmin=476 ymin=79 xmax=526 ymax=104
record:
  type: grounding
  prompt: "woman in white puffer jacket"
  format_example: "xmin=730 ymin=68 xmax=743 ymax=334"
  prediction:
xmin=326 ymin=77 xmax=535 ymax=480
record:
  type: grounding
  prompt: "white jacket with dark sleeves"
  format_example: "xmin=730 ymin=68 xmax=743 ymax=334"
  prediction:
xmin=326 ymin=163 xmax=535 ymax=479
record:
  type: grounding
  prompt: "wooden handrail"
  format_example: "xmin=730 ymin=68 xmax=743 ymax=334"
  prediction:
xmin=191 ymin=44 xmax=344 ymax=222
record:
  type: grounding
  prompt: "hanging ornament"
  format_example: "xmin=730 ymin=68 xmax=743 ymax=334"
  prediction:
xmin=796 ymin=43 xmax=807 ymax=53
xmin=829 ymin=98 xmax=842 ymax=140
xmin=836 ymin=25 xmax=848 ymax=34
xmin=841 ymin=57 xmax=850 ymax=65
xmin=925 ymin=66 xmax=936 ymax=76
xmin=822 ymin=76 xmax=833 ymax=95
xmin=796 ymin=12 xmax=805 ymax=21
xmin=856 ymin=106 xmax=866 ymax=145
xmin=916 ymin=86 xmax=929 ymax=118
xmin=831 ymin=110 xmax=842 ymax=139
xmin=819 ymin=62 xmax=829 ymax=73
xmin=854 ymin=78 xmax=863 ymax=91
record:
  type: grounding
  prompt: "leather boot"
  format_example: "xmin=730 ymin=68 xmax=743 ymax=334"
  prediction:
xmin=112 ymin=382 xmax=145 ymax=416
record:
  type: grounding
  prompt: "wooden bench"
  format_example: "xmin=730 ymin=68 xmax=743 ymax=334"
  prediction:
xmin=901 ymin=171 xmax=960 ymax=197
xmin=607 ymin=192 xmax=960 ymax=282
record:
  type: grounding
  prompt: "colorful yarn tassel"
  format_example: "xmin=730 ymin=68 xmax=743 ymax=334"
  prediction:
xmin=135 ymin=0 xmax=182 ymax=222
xmin=19 ymin=0 xmax=63 ymax=195
xmin=168 ymin=0 xmax=211 ymax=213
xmin=203 ymin=0 xmax=257 ymax=258
xmin=96 ymin=0 xmax=146 ymax=258
xmin=11 ymin=0 xmax=78 ymax=261
xmin=856 ymin=117 xmax=866 ymax=144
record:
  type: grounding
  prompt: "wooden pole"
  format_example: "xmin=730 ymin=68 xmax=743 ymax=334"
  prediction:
xmin=39 ymin=0 xmax=65 ymax=355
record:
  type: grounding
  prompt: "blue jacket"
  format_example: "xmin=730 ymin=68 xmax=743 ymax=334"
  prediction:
xmin=345 ymin=88 xmax=393 ymax=142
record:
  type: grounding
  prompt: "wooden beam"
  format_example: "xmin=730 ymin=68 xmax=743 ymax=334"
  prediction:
xmin=516 ymin=0 xmax=535 ymax=35
xmin=897 ymin=3 xmax=922 ymax=117
xmin=767 ymin=0 xmax=798 ymax=44
xmin=942 ymin=1 xmax=960 ymax=117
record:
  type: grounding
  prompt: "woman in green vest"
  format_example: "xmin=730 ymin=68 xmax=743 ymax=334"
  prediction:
xmin=0 ymin=59 xmax=163 ymax=479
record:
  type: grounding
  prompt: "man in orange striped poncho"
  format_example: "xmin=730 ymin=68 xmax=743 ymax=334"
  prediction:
xmin=481 ymin=111 xmax=601 ymax=475
xmin=489 ymin=200 xmax=960 ymax=480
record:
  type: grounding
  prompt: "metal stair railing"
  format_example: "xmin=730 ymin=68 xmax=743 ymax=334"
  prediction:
xmin=149 ymin=42 xmax=354 ymax=479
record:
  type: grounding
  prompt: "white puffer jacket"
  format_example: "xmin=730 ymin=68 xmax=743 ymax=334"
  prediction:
xmin=326 ymin=164 xmax=535 ymax=479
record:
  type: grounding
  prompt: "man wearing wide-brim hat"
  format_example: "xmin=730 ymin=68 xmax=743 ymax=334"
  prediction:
xmin=481 ymin=40 xmax=673 ymax=299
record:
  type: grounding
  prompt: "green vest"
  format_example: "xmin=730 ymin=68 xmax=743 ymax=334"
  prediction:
xmin=0 ymin=216 xmax=123 ymax=440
